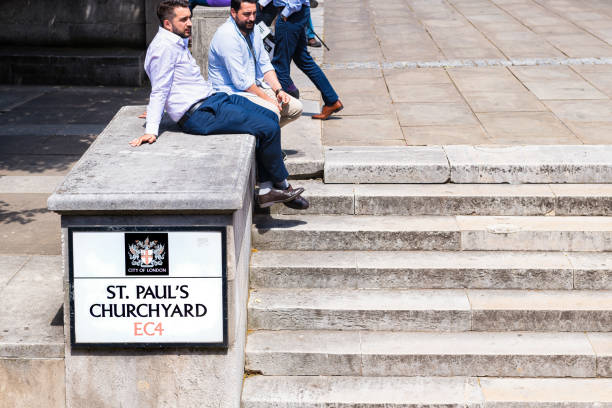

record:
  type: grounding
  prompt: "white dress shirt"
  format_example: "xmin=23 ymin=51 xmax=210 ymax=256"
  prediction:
xmin=208 ymin=17 xmax=275 ymax=95
xmin=144 ymin=26 xmax=214 ymax=135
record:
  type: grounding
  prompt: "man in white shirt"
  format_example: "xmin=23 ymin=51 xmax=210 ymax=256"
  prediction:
xmin=208 ymin=0 xmax=302 ymax=127
xmin=130 ymin=0 xmax=308 ymax=210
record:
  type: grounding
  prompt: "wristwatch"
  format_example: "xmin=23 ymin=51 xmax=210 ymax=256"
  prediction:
xmin=274 ymin=88 xmax=282 ymax=96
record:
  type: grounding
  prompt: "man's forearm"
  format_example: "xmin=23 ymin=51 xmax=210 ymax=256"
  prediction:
xmin=263 ymin=70 xmax=283 ymax=93
xmin=245 ymin=83 xmax=277 ymax=104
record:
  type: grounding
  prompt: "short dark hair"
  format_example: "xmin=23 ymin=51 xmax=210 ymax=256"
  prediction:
xmin=157 ymin=0 xmax=190 ymax=25
xmin=231 ymin=0 xmax=257 ymax=12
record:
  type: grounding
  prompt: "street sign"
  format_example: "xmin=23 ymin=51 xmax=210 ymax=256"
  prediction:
xmin=68 ymin=227 xmax=227 ymax=348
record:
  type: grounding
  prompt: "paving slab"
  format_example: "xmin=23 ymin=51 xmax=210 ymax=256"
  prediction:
xmin=445 ymin=145 xmax=612 ymax=183
xmin=0 ymin=359 xmax=65 ymax=408
xmin=0 ymin=194 xmax=60 ymax=255
xmin=248 ymin=288 xmax=471 ymax=331
xmin=395 ymin=102 xmax=479 ymax=127
xmin=322 ymin=115 xmax=405 ymax=146
xmin=476 ymin=112 xmax=580 ymax=144
xmin=0 ymin=255 xmax=29 ymax=288
xmin=242 ymin=376 xmax=485 ymax=407
xmin=402 ymin=125 xmax=491 ymax=145
xmin=0 ymin=176 xmax=63 ymax=194
xmin=479 ymin=378 xmax=612 ymax=406
xmin=324 ymin=146 xmax=450 ymax=183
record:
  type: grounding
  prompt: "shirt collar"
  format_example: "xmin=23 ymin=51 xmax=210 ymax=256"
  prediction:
xmin=157 ymin=26 xmax=188 ymax=48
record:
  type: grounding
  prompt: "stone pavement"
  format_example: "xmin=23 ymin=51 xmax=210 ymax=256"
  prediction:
xmin=319 ymin=0 xmax=612 ymax=145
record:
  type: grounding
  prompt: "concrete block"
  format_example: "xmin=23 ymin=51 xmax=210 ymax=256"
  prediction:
xmin=445 ymin=145 xmax=612 ymax=184
xmin=457 ymin=216 xmax=612 ymax=251
xmin=360 ymin=331 xmax=596 ymax=377
xmin=468 ymin=290 xmax=612 ymax=331
xmin=48 ymin=106 xmax=256 ymax=212
xmin=247 ymin=288 xmax=471 ymax=331
xmin=242 ymin=376 xmax=485 ymax=407
xmin=588 ymin=333 xmax=612 ymax=377
xmin=252 ymin=215 xmax=461 ymax=251
xmin=245 ymin=330 xmax=361 ymax=376
xmin=324 ymin=146 xmax=450 ymax=183
xmin=354 ymin=184 xmax=555 ymax=216
xmin=568 ymin=253 xmax=612 ymax=290
xmin=0 ymin=358 xmax=65 ymax=408
xmin=480 ymin=378 xmax=612 ymax=406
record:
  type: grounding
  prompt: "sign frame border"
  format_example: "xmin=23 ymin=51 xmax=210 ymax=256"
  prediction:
xmin=68 ymin=226 xmax=228 ymax=349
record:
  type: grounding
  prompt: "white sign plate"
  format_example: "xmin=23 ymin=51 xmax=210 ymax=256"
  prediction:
xmin=69 ymin=227 xmax=227 ymax=347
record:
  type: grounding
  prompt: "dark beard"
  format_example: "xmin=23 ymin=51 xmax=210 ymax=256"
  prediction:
xmin=236 ymin=20 xmax=254 ymax=34
xmin=171 ymin=25 xmax=190 ymax=39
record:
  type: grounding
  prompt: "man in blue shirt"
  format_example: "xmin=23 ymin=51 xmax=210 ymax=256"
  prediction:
xmin=268 ymin=0 xmax=343 ymax=120
xmin=130 ymin=0 xmax=308 ymax=210
xmin=208 ymin=0 xmax=303 ymax=127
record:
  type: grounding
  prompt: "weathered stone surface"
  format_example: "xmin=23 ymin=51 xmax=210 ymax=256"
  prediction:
xmin=445 ymin=145 xmax=612 ymax=184
xmin=248 ymin=288 xmax=471 ymax=331
xmin=246 ymin=330 xmax=361 ymax=376
xmin=48 ymin=106 xmax=255 ymax=212
xmin=355 ymin=184 xmax=555 ymax=215
xmin=324 ymin=146 xmax=450 ymax=183
xmin=480 ymin=378 xmax=612 ymax=406
xmin=569 ymin=252 xmax=612 ymax=290
xmin=588 ymin=332 xmax=612 ymax=377
xmin=0 ymin=359 xmax=65 ymax=408
xmin=191 ymin=7 xmax=228 ymax=78
xmin=468 ymin=290 xmax=612 ymax=331
xmin=242 ymin=376 xmax=485 ymax=407
xmin=0 ymin=255 xmax=28 ymax=288
xmin=360 ymin=331 xmax=595 ymax=377
xmin=457 ymin=216 xmax=612 ymax=251
xmin=552 ymin=184 xmax=612 ymax=215
xmin=0 ymin=176 xmax=63 ymax=193
xmin=253 ymin=215 xmax=460 ymax=251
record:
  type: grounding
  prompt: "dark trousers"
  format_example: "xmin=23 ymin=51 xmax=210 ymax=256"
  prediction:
xmin=180 ymin=93 xmax=289 ymax=183
xmin=272 ymin=6 xmax=339 ymax=106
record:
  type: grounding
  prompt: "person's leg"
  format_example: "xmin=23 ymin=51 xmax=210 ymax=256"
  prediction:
xmin=292 ymin=8 xmax=338 ymax=106
xmin=262 ymin=88 xmax=303 ymax=127
xmin=241 ymin=93 xmax=281 ymax=122
xmin=271 ymin=14 xmax=302 ymax=98
xmin=305 ymin=15 xmax=321 ymax=47
xmin=181 ymin=93 xmax=288 ymax=183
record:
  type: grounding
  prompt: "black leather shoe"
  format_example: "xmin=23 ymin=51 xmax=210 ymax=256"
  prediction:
xmin=283 ymin=195 xmax=310 ymax=210
xmin=257 ymin=185 xmax=305 ymax=208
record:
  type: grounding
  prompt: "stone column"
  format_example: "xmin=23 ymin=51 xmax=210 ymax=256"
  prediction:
xmin=191 ymin=7 xmax=229 ymax=78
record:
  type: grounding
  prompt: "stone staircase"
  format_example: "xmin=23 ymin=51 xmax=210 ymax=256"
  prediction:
xmin=243 ymin=180 xmax=612 ymax=407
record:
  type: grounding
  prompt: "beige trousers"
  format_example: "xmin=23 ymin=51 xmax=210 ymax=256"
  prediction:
xmin=243 ymin=88 xmax=303 ymax=127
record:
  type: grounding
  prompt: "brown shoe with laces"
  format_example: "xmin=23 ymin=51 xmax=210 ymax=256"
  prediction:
xmin=312 ymin=100 xmax=343 ymax=120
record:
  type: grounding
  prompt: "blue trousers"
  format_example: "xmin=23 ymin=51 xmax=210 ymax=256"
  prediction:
xmin=180 ymin=93 xmax=289 ymax=183
xmin=272 ymin=6 xmax=338 ymax=106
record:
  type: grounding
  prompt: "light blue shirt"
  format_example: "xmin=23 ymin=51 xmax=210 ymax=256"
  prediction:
xmin=144 ymin=27 xmax=213 ymax=135
xmin=273 ymin=0 xmax=310 ymax=18
xmin=208 ymin=17 xmax=275 ymax=95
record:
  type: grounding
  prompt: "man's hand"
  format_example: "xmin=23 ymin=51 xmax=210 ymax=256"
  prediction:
xmin=129 ymin=134 xmax=157 ymax=147
xmin=138 ymin=111 xmax=147 ymax=119
xmin=276 ymin=90 xmax=290 ymax=105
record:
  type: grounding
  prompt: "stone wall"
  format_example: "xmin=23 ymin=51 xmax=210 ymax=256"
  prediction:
xmin=1 ymin=0 xmax=147 ymax=48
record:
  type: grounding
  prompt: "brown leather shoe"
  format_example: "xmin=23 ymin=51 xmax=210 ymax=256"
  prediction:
xmin=257 ymin=185 xmax=305 ymax=208
xmin=312 ymin=100 xmax=343 ymax=120
xmin=283 ymin=194 xmax=310 ymax=210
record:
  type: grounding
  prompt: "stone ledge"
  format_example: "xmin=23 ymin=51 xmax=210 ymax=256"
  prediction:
xmin=48 ymin=106 xmax=256 ymax=213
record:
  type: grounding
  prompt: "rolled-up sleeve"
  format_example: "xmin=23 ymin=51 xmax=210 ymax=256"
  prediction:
xmin=145 ymin=47 xmax=176 ymax=135
xmin=278 ymin=0 xmax=304 ymax=18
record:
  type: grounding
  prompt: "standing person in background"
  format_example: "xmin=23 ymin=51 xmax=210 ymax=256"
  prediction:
xmin=269 ymin=0 xmax=343 ymax=120
xmin=305 ymin=0 xmax=320 ymax=47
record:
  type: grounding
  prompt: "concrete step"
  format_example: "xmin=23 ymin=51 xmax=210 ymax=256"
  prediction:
xmin=250 ymin=250 xmax=612 ymax=290
xmin=252 ymin=215 xmax=612 ymax=251
xmin=324 ymin=146 xmax=612 ymax=184
xmin=245 ymin=330 xmax=609 ymax=377
xmin=247 ymin=289 xmax=612 ymax=332
xmin=242 ymin=376 xmax=612 ymax=407
xmin=263 ymin=181 xmax=612 ymax=216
